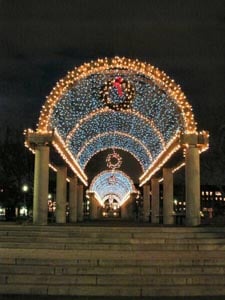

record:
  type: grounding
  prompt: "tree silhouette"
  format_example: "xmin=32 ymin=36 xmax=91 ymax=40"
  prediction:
xmin=0 ymin=127 xmax=34 ymax=218
xmin=201 ymin=123 xmax=225 ymax=196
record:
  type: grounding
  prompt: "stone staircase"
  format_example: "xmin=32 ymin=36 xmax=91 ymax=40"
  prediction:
xmin=0 ymin=224 xmax=225 ymax=298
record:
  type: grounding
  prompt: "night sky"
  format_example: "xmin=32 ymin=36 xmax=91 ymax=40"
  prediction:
xmin=0 ymin=0 xmax=224 ymax=183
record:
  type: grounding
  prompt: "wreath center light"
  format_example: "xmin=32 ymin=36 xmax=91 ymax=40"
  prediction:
xmin=108 ymin=174 xmax=117 ymax=185
xmin=100 ymin=76 xmax=135 ymax=111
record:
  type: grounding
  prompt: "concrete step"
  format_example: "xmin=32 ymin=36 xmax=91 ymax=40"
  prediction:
xmin=1 ymin=284 xmax=225 ymax=297
xmin=1 ymin=235 xmax=225 ymax=244
xmin=0 ymin=224 xmax=225 ymax=233
xmin=1 ymin=224 xmax=225 ymax=297
xmin=1 ymin=273 xmax=225 ymax=285
xmin=1 ymin=241 xmax=225 ymax=251
xmin=0 ymin=226 xmax=225 ymax=242
xmin=1 ymin=255 xmax=225 ymax=267
xmin=1 ymin=263 xmax=225 ymax=275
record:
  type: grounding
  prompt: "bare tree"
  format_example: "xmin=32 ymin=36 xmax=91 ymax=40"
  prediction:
xmin=0 ymin=127 xmax=33 ymax=215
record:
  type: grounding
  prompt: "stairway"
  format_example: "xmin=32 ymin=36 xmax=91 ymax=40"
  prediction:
xmin=0 ymin=224 xmax=225 ymax=298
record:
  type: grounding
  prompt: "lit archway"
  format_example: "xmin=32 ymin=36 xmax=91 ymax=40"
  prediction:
xmin=32 ymin=56 xmax=202 ymax=186
xmin=25 ymin=56 xmax=209 ymax=226
xmin=88 ymin=170 xmax=137 ymax=206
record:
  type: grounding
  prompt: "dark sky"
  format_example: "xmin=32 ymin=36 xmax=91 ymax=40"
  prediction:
xmin=0 ymin=0 xmax=224 ymax=183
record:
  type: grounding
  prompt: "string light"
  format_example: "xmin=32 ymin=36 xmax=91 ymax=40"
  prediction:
xmin=38 ymin=57 xmax=196 ymax=136
xmin=53 ymin=130 xmax=88 ymax=186
xmin=76 ymin=131 xmax=152 ymax=171
xmin=106 ymin=149 xmax=122 ymax=170
xmin=25 ymin=57 xmax=209 ymax=185
xmin=66 ymin=109 xmax=164 ymax=168
xmin=65 ymin=108 xmax=165 ymax=146
xmin=100 ymin=76 xmax=135 ymax=110
xmin=172 ymin=162 xmax=185 ymax=173
xmin=89 ymin=170 xmax=137 ymax=205
xmin=49 ymin=163 xmax=58 ymax=172
xmin=140 ymin=133 xmax=181 ymax=186
xmin=37 ymin=57 xmax=196 ymax=175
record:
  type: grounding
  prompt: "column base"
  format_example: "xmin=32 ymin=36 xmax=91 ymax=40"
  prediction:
xmin=185 ymin=216 xmax=200 ymax=226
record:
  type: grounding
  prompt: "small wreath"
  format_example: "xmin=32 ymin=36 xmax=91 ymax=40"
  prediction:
xmin=100 ymin=76 xmax=135 ymax=111
xmin=106 ymin=152 xmax=122 ymax=169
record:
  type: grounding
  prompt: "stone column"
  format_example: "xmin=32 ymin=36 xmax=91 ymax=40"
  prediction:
xmin=143 ymin=184 xmax=150 ymax=222
xmin=77 ymin=184 xmax=84 ymax=222
xmin=121 ymin=194 xmax=134 ymax=220
xmin=185 ymin=146 xmax=200 ymax=226
xmin=151 ymin=178 xmax=160 ymax=224
xmin=69 ymin=175 xmax=78 ymax=223
xmin=33 ymin=145 xmax=50 ymax=225
xmin=120 ymin=203 xmax=128 ymax=220
xmin=180 ymin=132 xmax=209 ymax=226
xmin=89 ymin=192 xmax=98 ymax=220
xmin=163 ymin=168 xmax=174 ymax=225
xmin=56 ymin=166 xmax=67 ymax=224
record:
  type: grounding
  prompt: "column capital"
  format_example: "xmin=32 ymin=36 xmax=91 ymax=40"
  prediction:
xmin=88 ymin=191 xmax=95 ymax=197
xmin=25 ymin=130 xmax=53 ymax=147
xmin=56 ymin=165 xmax=67 ymax=172
xmin=70 ymin=174 xmax=78 ymax=179
xmin=130 ymin=191 xmax=138 ymax=197
xmin=163 ymin=167 xmax=173 ymax=172
xmin=180 ymin=131 xmax=209 ymax=149
xmin=151 ymin=176 xmax=160 ymax=181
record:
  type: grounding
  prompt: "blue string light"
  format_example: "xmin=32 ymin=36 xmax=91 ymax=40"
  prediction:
xmin=90 ymin=170 xmax=135 ymax=202
xmin=50 ymin=70 xmax=184 ymax=171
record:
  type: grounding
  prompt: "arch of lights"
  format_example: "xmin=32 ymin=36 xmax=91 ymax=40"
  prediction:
xmin=67 ymin=111 xmax=162 ymax=170
xmin=28 ymin=56 xmax=200 ymax=185
xmin=77 ymin=132 xmax=152 ymax=171
xmin=102 ymin=194 xmax=121 ymax=204
xmin=88 ymin=170 xmax=137 ymax=206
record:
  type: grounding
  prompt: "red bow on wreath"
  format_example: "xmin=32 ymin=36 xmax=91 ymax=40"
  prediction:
xmin=113 ymin=77 xmax=123 ymax=97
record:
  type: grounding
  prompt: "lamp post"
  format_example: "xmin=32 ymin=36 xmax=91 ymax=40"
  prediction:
xmin=22 ymin=184 xmax=29 ymax=216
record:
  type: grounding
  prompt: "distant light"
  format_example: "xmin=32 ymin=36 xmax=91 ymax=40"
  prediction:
xmin=22 ymin=184 xmax=29 ymax=192
xmin=20 ymin=206 xmax=28 ymax=216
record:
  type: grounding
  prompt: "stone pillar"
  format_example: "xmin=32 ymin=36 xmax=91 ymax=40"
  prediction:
xmin=120 ymin=203 xmax=128 ymax=220
xmin=77 ymin=184 xmax=84 ymax=222
xmin=33 ymin=145 xmax=50 ymax=225
xmin=121 ymin=194 xmax=134 ymax=220
xmin=151 ymin=178 xmax=160 ymax=224
xmin=56 ymin=166 xmax=67 ymax=224
xmin=143 ymin=184 xmax=150 ymax=222
xmin=185 ymin=146 xmax=200 ymax=226
xmin=89 ymin=192 xmax=98 ymax=220
xmin=69 ymin=175 xmax=78 ymax=223
xmin=163 ymin=168 xmax=174 ymax=225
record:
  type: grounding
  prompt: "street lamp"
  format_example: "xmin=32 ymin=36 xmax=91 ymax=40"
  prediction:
xmin=22 ymin=184 xmax=29 ymax=193
xmin=21 ymin=184 xmax=29 ymax=216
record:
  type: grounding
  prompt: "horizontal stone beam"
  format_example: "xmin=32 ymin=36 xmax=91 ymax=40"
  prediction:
xmin=180 ymin=131 xmax=209 ymax=147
